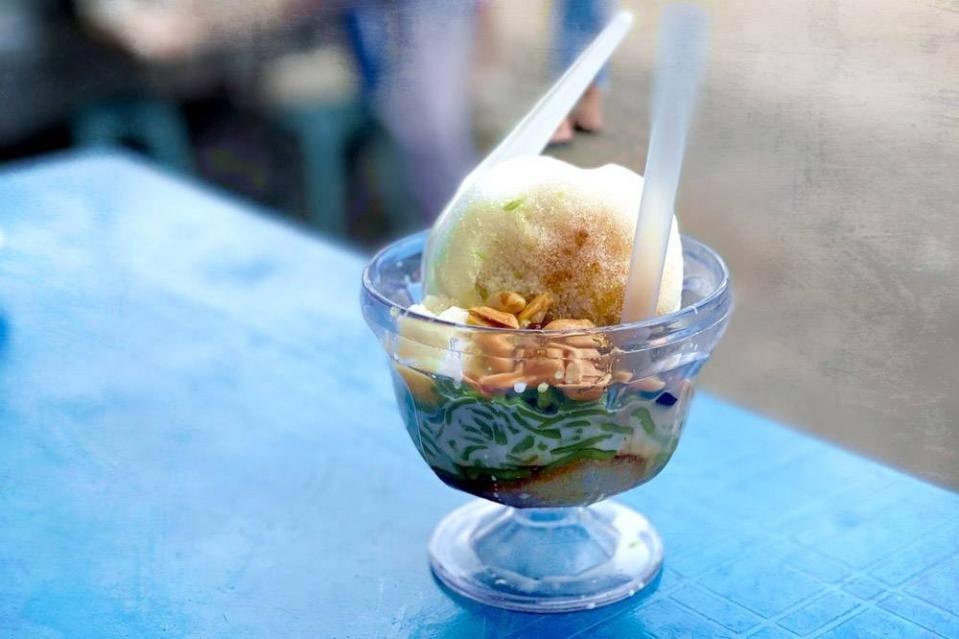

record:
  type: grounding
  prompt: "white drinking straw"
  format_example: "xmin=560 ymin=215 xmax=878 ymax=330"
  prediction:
xmin=621 ymin=4 xmax=708 ymax=322
xmin=423 ymin=10 xmax=634 ymax=287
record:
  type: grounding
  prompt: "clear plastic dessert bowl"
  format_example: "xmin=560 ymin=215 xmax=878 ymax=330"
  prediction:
xmin=361 ymin=231 xmax=731 ymax=613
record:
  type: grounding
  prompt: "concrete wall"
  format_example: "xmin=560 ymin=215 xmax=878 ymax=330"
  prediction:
xmin=480 ymin=0 xmax=959 ymax=487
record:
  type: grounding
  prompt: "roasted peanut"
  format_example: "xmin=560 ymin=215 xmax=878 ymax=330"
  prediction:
xmin=471 ymin=332 xmax=515 ymax=356
xmin=558 ymin=373 xmax=612 ymax=401
xmin=548 ymin=342 xmax=603 ymax=361
xmin=543 ymin=318 xmax=595 ymax=331
xmin=565 ymin=359 xmax=585 ymax=384
xmin=517 ymin=293 xmax=552 ymax=327
xmin=467 ymin=355 xmax=515 ymax=376
xmin=467 ymin=306 xmax=520 ymax=329
xmin=521 ymin=347 xmax=565 ymax=384
xmin=477 ymin=370 xmax=528 ymax=391
xmin=487 ymin=291 xmax=527 ymax=315
xmin=558 ymin=384 xmax=605 ymax=402
xmin=543 ymin=318 xmax=605 ymax=349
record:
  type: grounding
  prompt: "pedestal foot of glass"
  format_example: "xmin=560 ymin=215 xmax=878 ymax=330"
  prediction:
xmin=428 ymin=499 xmax=663 ymax=613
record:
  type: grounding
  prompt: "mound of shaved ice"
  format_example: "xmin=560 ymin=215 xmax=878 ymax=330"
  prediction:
xmin=423 ymin=156 xmax=683 ymax=325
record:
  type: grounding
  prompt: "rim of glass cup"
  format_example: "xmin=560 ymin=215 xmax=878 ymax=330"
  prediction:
xmin=362 ymin=230 xmax=731 ymax=349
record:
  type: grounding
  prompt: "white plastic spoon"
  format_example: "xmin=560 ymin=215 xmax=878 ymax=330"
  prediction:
xmin=423 ymin=10 xmax=635 ymax=288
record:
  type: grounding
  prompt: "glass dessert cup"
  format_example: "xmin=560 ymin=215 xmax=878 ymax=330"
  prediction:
xmin=361 ymin=231 xmax=731 ymax=613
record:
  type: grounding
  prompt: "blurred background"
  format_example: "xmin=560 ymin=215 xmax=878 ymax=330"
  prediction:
xmin=1 ymin=0 xmax=956 ymax=487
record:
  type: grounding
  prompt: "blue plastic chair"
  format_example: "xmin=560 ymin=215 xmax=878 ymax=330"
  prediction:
xmin=72 ymin=97 xmax=194 ymax=173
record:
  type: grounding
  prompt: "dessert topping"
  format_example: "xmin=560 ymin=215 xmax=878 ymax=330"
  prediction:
xmin=487 ymin=290 xmax=527 ymax=315
xmin=517 ymin=292 xmax=553 ymax=327
xmin=467 ymin=306 xmax=520 ymax=329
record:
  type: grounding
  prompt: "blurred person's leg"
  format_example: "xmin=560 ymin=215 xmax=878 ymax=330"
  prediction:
xmin=343 ymin=6 xmax=386 ymax=100
xmin=349 ymin=0 xmax=477 ymax=223
xmin=551 ymin=0 xmax=613 ymax=143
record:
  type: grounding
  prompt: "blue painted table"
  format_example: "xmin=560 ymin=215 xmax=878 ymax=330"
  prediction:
xmin=0 ymin=151 xmax=957 ymax=638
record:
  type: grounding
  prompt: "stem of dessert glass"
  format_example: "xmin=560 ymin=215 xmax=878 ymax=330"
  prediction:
xmin=510 ymin=507 xmax=586 ymax=526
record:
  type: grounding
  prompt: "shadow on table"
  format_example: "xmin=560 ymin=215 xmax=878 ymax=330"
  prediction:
xmin=421 ymin=569 xmax=664 ymax=638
